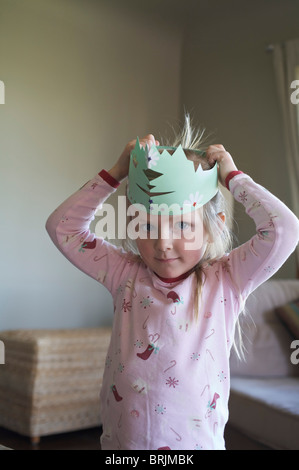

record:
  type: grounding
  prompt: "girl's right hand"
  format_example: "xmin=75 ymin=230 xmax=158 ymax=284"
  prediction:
xmin=108 ymin=134 xmax=159 ymax=183
xmin=205 ymin=144 xmax=238 ymax=187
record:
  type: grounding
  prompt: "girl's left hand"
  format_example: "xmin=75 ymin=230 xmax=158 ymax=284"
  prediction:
xmin=108 ymin=134 xmax=159 ymax=183
xmin=205 ymin=145 xmax=238 ymax=187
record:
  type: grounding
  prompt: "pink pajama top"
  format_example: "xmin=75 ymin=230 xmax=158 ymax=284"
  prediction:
xmin=46 ymin=170 xmax=299 ymax=450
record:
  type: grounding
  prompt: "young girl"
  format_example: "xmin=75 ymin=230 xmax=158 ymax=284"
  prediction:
xmin=46 ymin=118 xmax=299 ymax=450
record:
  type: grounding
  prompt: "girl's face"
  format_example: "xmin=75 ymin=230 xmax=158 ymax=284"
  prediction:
xmin=135 ymin=208 xmax=208 ymax=279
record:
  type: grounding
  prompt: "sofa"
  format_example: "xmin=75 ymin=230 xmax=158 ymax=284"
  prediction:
xmin=228 ymin=279 xmax=299 ymax=450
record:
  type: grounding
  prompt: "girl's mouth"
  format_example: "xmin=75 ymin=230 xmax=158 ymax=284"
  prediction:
xmin=155 ymin=258 xmax=178 ymax=263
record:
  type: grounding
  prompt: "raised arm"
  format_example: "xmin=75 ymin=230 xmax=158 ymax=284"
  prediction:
xmin=224 ymin=172 xmax=299 ymax=300
xmin=45 ymin=170 xmax=130 ymax=295
xmin=206 ymin=144 xmax=299 ymax=301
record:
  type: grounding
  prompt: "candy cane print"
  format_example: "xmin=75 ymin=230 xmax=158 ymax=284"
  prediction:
xmin=94 ymin=253 xmax=108 ymax=262
xmin=250 ymin=239 xmax=259 ymax=257
xmin=142 ymin=315 xmax=149 ymax=329
xmin=163 ymin=360 xmax=177 ymax=373
xmin=170 ymin=427 xmax=182 ymax=441
xmin=206 ymin=349 xmax=215 ymax=361
xmin=205 ymin=328 xmax=215 ymax=339
xmin=148 ymin=333 xmax=160 ymax=344
xmin=116 ymin=433 xmax=121 ymax=450
xmin=200 ymin=384 xmax=210 ymax=397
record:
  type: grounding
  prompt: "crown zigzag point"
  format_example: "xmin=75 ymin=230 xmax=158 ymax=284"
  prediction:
xmin=128 ymin=137 xmax=218 ymax=214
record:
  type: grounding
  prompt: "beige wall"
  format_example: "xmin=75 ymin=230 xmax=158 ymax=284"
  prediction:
xmin=1 ymin=0 xmax=298 ymax=331
xmin=0 ymin=0 xmax=182 ymax=329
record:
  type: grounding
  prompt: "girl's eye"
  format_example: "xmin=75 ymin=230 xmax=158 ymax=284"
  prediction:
xmin=140 ymin=223 xmax=155 ymax=233
xmin=176 ymin=221 xmax=189 ymax=230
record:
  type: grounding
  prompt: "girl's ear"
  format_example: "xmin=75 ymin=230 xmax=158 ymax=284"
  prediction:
xmin=206 ymin=212 xmax=225 ymax=244
xmin=217 ymin=212 xmax=226 ymax=224
xmin=206 ymin=212 xmax=226 ymax=244
xmin=216 ymin=212 xmax=226 ymax=236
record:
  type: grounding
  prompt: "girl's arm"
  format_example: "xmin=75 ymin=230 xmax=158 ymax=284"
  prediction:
xmin=225 ymin=172 xmax=299 ymax=301
xmin=46 ymin=170 xmax=131 ymax=296
xmin=207 ymin=145 xmax=299 ymax=301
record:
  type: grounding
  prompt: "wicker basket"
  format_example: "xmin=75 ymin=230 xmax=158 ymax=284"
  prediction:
xmin=0 ymin=328 xmax=111 ymax=444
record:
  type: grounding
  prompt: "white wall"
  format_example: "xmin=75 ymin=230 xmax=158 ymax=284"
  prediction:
xmin=0 ymin=0 xmax=182 ymax=330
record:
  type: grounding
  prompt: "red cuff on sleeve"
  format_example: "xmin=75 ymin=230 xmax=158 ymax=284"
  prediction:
xmin=225 ymin=171 xmax=244 ymax=190
xmin=98 ymin=169 xmax=120 ymax=189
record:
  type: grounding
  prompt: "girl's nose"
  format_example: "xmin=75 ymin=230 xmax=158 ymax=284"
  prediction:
xmin=154 ymin=234 xmax=173 ymax=252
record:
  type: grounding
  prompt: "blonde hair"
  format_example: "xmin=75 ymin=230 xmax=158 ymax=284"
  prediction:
xmin=123 ymin=114 xmax=245 ymax=358
xmin=168 ymin=115 xmax=234 ymax=307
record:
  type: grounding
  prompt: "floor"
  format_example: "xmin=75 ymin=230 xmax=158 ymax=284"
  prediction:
xmin=0 ymin=426 xmax=102 ymax=450
xmin=0 ymin=424 xmax=271 ymax=450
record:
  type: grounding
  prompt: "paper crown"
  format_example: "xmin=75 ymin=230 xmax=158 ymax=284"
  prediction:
xmin=127 ymin=137 xmax=218 ymax=215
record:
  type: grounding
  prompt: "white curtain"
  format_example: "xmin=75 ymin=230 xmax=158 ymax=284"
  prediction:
xmin=272 ymin=39 xmax=299 ymax=271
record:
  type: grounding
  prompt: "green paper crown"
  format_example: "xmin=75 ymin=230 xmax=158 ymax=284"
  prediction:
xmin=127 ymin=137 xmax=218 ymax=215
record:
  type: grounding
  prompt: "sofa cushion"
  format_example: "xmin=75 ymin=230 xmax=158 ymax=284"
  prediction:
xmin=276 ymin=299 xmax=299 ymax=338
xmin=230 ymin=280 xmax=299 ymax=377
xmin=229 ymin=377 xmax=299 ymax=449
